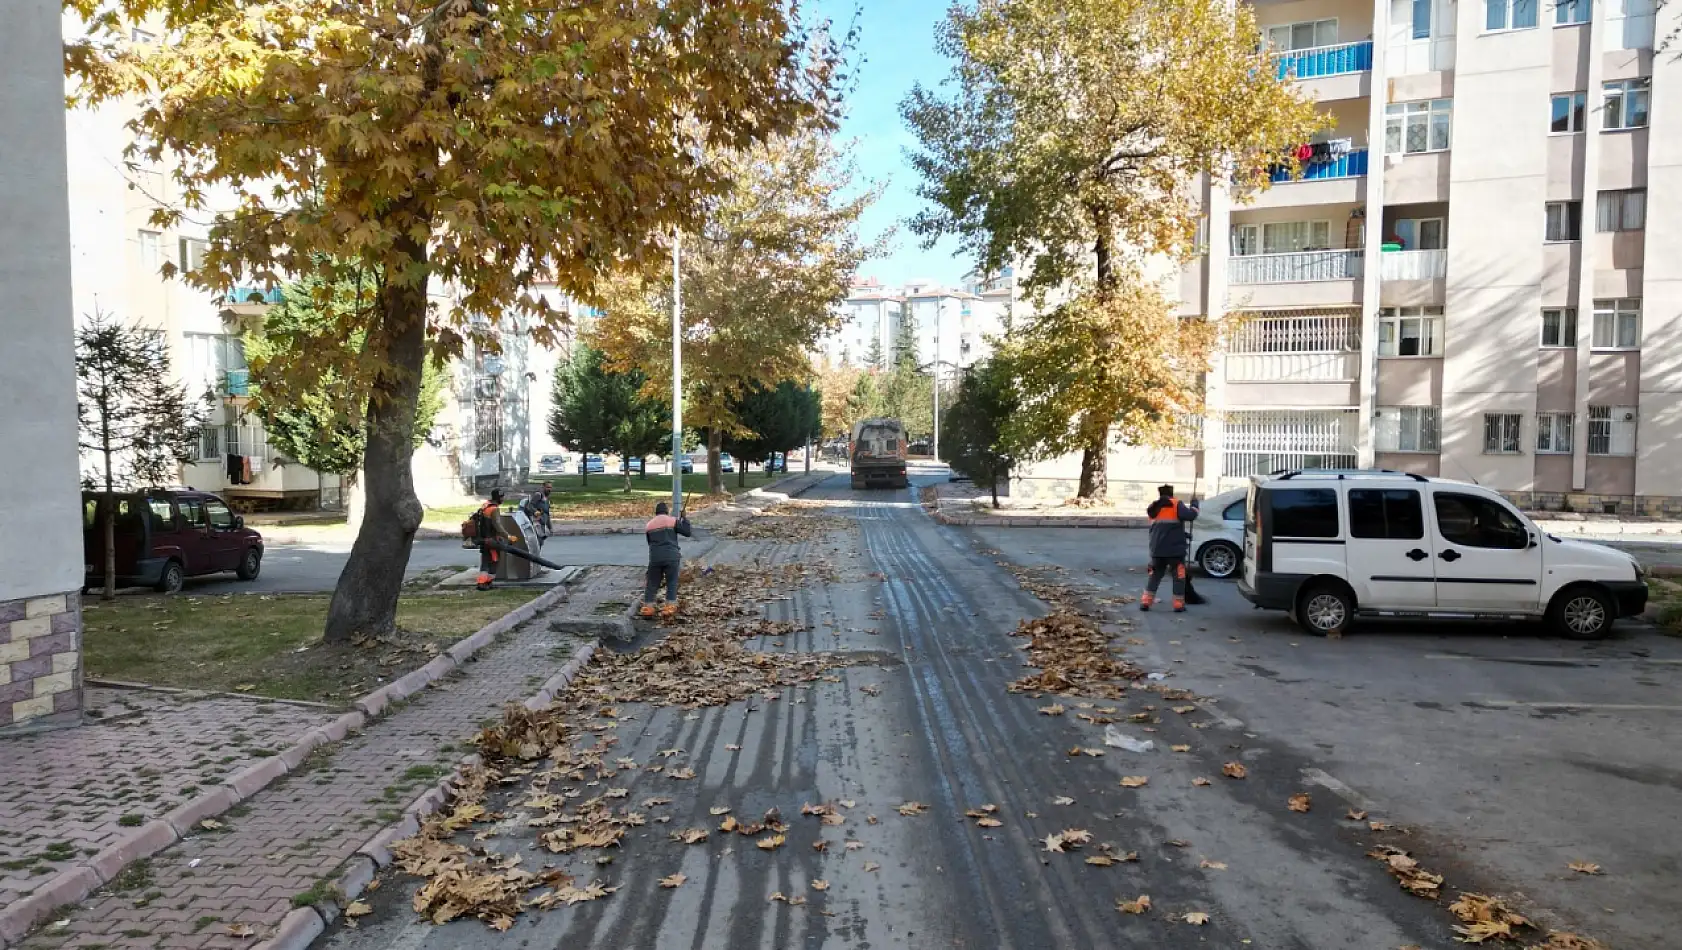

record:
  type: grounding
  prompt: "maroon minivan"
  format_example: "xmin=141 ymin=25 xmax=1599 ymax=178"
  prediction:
xmin=82 ymin=489 xmax=265 ymax=593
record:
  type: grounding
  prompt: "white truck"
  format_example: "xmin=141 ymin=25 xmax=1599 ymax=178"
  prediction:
xmin=850 ymin=418 xmax=909 ymax=489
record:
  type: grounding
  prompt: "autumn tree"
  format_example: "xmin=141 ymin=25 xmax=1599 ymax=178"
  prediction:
xmin=938 ymin=357 xmax=1019 ymax=508
xmin=903 ymin=0 xmax=1322 ymax=499
xmin=75 ymin=311 xmax=207 ymax=599
xmin=67 ymin=0 xmax=836 ymax=641
xmin=813 ymin=358 xmax=863 ymax=439
xmin=715 ymin=381 xmax=819 ymax=487
xmin=548 ymin=345 xmax=670 ymax=493
xmin=592 ymin=121 xmax=878 ymax=495
xmin=241 ymin=268 xmax=446 ymax=515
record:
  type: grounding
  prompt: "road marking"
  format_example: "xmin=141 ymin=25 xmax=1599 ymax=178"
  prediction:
xmin=1301 ymin=768 xmax=1374 ymax=811
xmin=1483 ymin=700 xmax=1682 ymax=710
xmin=1425 ymin=653 xmax=1682 ymax=665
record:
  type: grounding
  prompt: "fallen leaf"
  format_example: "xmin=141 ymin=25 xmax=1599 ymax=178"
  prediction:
xmin=1183 ymin=911 xmax=1210 ymax=926
xmin=345 ymin=901 xmax=373 ymax=918
xmin=839 ymin=799 xmax=856 ymax=808
xmin=1346 ymin=808 xmax=1369 ymax=821
xmin=227 ymin=922 xmax=257 ymax=937
xmin=757 ymin=835 xmax=786 ymax=851
xmin=812 ymin=839 xmax=829 ymax=853
xmin=642 ymin=797 xmax=671 ymax=808
xmin=1199 ymin=859 xmax=1228 ymax=870
xmin=1079 ymin=747 xmax=1105 ymax=757
xmin=976 ymin=817 xmax=1003 ymax=828
xmin=720 ymin=816 xmax=740 ymax=833
xmin=1119 ymin=776 xmax=1149 ymax=788
xmin=1117 ymin=895 xmax=1152 ymax=915
xmin=677 ymin=828 xmax=708 ymax=844
xmin=710 ymin=806 xmax=731 ymax=816
xmin=1222 ymin=762 xmax=1248 ymax=779
xmin=670 ymin=768 xmax=696 ymax=780
xmin=1085 ymin=855 xmax=1116 ymax=867
xmin=811 ymin=879 xmax=829 ymax=891
xmin=1172 ymin=705 xmax=1197 ymax=714
xmin=1370 ymin=820 xmax=1391 ymax=831
xmin=603 ymin=787 xmax=629 ymax=799
xmin=659 ymin=873 xmax=686 ymax=888
xmin=844 ymin=840 xmax=864 ymax=851
xmin=863 ymin=861 xmax=881 ymax=872
xmin=1287 ymin=793 xmax=1312 ymax=813
xmin=198 ymin=819 xmax=223 ymax=830
xmin=1170 ymin=744 xmax=1191 ymax=753
xmin=1039 ymin=703 xmax=1066 ymax=716
xmin=1042 ymin=833 xmax=1068 ymax=853
xmin=1052 ymin=796 xmax=1075 ymax=805
xmin=1568 ymin=861 xmax=1603 ymax=875
xmin=896 ymin=801 xmax=928 ymax=817
xmin=1192 ymin=777 xmax=1212 ymax=787
xmin=769 ymin=891 xmax=788 ymax=903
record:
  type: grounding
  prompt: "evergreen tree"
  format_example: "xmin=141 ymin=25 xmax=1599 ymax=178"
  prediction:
xmin=939 ymin=358 xmax=1019 ymax=508
xmin=549 ymin=345 xmax=670 ymax=492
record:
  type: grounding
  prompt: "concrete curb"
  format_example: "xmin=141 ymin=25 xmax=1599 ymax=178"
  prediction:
xmin=932 ymin=509 xmax=1150 ymax=529
xmin=253 ymin=639 xmax=600 ymax=950
xmin=0 ymin=582 xmax=576 ymax=949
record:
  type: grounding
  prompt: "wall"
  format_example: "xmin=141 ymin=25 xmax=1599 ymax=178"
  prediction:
xmin=1636 ymin=1 xmax=1682 ymax=502
xmin=0 ymin=0 xmax=85 ymax=731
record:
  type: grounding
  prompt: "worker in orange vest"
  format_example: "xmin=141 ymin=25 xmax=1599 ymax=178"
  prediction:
xmin=1141 ymin=484 xmax=1199 ymax=612
xmin=473 ymin=489 xmax=509 ymax=591
xmin=639 ymin=501 xmax=692 ymax=619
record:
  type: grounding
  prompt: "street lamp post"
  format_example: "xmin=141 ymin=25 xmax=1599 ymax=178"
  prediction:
xmin=671 ymin=231 xmax=683 ymax=515
xmin=933 ymin=300 xmax=942 ymax=462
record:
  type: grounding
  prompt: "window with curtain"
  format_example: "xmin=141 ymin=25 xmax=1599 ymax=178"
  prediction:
xmin=1385 ymin=100 xmax=1452 ymax=153
xmin=1591 ymin=299 xmax=1641 ymax=349
xmin=1378 ymin=307 xmax=1444 ymax=356
xmin=1266 ymin=19 xmax=1340 ymax=50
xmin=1550 ymin=92 xmax=1586 ymax=133
xmin=1544 ymin=201 xmax=1581 ymax=241
xmin=1536 ymin=413 xmax=1573 ymax=454
xmin=1486 ymin=0 xmax=1538 ymax=30
xmin=1595 ymin=189 xmax=1646 ymax=232
xmin=1603 ymin=79 xmax=1651 ymax=129
xmin=1587 ymin=406 xmax=1637 ymax=455
xmin=1555 ymin=0 xmax=1590 ymax=23
xmin=1375 ymin=406 xmax=1442 ymax=452
xmin=1540 ymin=308 xmax=1577 ymax=347
xmin=1482 ymin=413 xmax=1524 ymax=454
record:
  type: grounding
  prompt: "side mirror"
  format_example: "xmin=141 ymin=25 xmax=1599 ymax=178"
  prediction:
xmin=1526 ymin=531 xmax=1537 ymax=549
xmin=234 ymin=515 xmax=245 ymax=530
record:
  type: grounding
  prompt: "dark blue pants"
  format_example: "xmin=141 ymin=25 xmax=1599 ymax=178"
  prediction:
xmin=644 ymin=559 xmax=680 ymax=602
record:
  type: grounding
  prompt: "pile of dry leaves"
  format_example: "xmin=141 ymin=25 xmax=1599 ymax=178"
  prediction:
xmin=576 ymin=626 xmax=838 ymax=707
xmin=720 ymin=505 xmax=854 ymax=542
xmin=1007 ymin=610 xmax=1144 ymax=699
xmin=1366 ymin=844 xmax=1609 ymax=949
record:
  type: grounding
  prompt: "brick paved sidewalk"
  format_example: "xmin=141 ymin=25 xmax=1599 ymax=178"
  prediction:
xmin=11 ymin=568 xmax=642 ymax=950
xmin=0 ymin=689 xmax=332 ymax=910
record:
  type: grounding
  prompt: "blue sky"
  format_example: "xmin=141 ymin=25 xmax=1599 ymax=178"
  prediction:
xmin=816 ymin=0 xmax=967 ymax=288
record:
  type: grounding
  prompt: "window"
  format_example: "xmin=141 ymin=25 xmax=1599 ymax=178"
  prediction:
xmin=1385 ymin=100 xmax=1453 ymax=154
xmin=1555 ymin=0 xmax=1590 ymax=23
xmin=1349 ymin=489 xmax=1426 ymax=539
xmin=224 ymin=423 xmax=241 ymax=456
xmin=1266 ymin=18 xmax=1340 ymax=51
xmin=137 ymin=229 xmax=162 ymax=273
xmin=1540 ymin=308 xmax=1577 ymax=347
xmin=147 ymin=499 xmax=176 ymax=532
xmin=1412 ymin=0 xmax=1433 ymax=37
xmin=1605 ymin=0 xmax=1657 ymax=50
xmin=199 ymin=425 xmax=220 ymax=461
xmin=1270 ymin=488 xmax=1340 ymax=538
xmin=1378 ymin=306 xmax=1444 ymax=356
xmin=205 ymin=499 xmax=235 ymax=530
xmin=1482 ymin=412 xmax=1524 ymax=454
xmin=178 ymin=237 xmax=208 ymax=275
xmin=1434 ymin=493 xmax=1530 ymax=549
xmin=1544 ymin=201 xmax=1581 ymax=241
xmin=1551 ymin=92 xmax=1587 ymax=132
xmin=1233 ymin=220 xmax=1333 ymax=255
xmin=1486 ymin=0 xmax=1539 ymax=30
xmin=1603 ymin=79 xmax=1651 ymax=130
xmin=1537 ymin=412 xmax=1574 ymax=453
xmin=1222 ymin=500 xmax=1246 ymax=521
xmin=1588 ymin=405 xmax=1637 ymax=455
xmin=1592 ymin=298 xmax=1641 ymax=349
xmin=1375 ymin=406 xmax=1442 ymax=452
xmin=1595 ymin=189 xmax=1646 ymax=232
xmin=177 ymin=497 xmax=206 ymax=528
xmin=1392 ymin=217 xmax=1445 ymax=250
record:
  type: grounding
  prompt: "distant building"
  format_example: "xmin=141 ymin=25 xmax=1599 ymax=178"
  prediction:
xmin=823 ymin=276 xmax=1010 ymax=385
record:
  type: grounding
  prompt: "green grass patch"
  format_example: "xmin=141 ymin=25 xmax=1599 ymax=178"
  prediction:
xmin=424 ymin=471 xmax=782 ymax=527
xmin=1650 ymin=578 xmax=1682 ymax=635
xmin=83 ymin=589 xmax=540 ymax=703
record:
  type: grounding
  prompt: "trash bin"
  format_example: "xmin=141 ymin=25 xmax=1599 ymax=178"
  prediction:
xmin=494 ymin=508 xmax=546 ymax=581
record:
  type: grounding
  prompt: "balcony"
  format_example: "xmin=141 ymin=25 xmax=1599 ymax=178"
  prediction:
xmin=224 ymin=369 xmax=251 ymax=398
xmin=1274 ymin=41 xmax=1372 ymax=80
xmin=1271 ymin=148 xmax=1368 ymax=184
xmin=1229 ymin=249 xmax=1362 ymax=284
xmin=1380 ymin=249 xmax=1446 ymax=280
xmin=1224 ymin=312 xmax=1361 ymax=402
xmin=230 ymin=286 xmax=285 ymax=305
xmin=1251 ymin=149 xmax=1368 ymax=209
xmin=220 ymin=286 xmax=285 ymax=327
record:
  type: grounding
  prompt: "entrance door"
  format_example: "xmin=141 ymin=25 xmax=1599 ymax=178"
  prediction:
xmin=1428 ymin=490 xmax=1544 ymax=612
xmin=1345 ymin=487 xmax=1436 ymax=609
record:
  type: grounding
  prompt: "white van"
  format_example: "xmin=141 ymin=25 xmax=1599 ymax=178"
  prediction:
xmin=1238 ymin=470 xmax=1647 ymax=639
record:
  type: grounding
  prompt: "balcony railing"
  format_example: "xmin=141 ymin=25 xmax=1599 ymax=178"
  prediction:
xmin=1227 ymin=351 xmax=1360 ymax=383
xmin=1229 ymin=311 xmax=1360 ymax=354
xmin=1274 ymin=41 xmax=1373 ymax=81
xmin=1271 ymin=148 xmax=1369 ymax=183
xmin=228 ymin=286 xmax=285 ymax=305
xmin=1229 ymin=249 xmax=1362 ymax=285
xmin=224 ymin=369 xmax=251 ymax=397
xmin=1380 ymin=248 xmax=1446 ymax=281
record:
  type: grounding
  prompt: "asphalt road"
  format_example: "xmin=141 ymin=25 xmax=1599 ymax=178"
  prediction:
xmin=320 ymin=466 xmax=1488 ymax=949
xmin=183 ymin=535 xmax=673 ymax=594
xmin=968 ymin=523 xmax=1682 ymax=949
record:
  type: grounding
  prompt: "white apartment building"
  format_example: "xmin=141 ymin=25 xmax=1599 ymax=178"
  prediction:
xmin=1015 ymin=0 xmax=1682 ymax=514
xmin=825 ymin=276 xmax=1009 ymax=382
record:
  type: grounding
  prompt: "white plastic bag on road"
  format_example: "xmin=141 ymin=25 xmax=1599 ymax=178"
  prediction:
xmin=1103 ymin=725 xmax=1154 ymax=753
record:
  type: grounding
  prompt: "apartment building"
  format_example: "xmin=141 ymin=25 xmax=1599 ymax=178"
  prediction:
xmin=824 ymin=277 xmax=1008 ymax=381
xmin=1018 ymin=0 xmax=1681 ymax=511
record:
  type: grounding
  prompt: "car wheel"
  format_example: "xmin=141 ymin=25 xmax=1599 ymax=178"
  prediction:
xmin=1198 ymin=541 xmax=1241 ymax=579
xmin=236 ymin=548 xmax=262 ymax=581
xmin=1296 ymin=582 xmax=1353 ymax=637
xmin=1550 ymin=586 xmax=1614 ymax=640
xmin=155 ymin=561 xmax=185 ymax=595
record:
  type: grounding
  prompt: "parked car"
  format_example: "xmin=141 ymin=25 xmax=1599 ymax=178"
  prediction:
xmin=82 ymin=489 xmax=264 ymax=594
xmin=583 ymin=455 xmax=605 ymax=474
xmin=679 ymin=456 xmax=695 ymax=474
xmin=619 ymin=457 xmax=645 ymax=475
xmin=535 ymin=454 xmax=569 ymax=476
xmin=719 ymin=453 xmax=736 ymax=473
xmin=764 ymin=452 xmax=787 ymax=473
xmin=1239 ymin=469 xmax=1646 ymax=639
xmin=1190 ymin=487 xmax=1248 ymax=578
